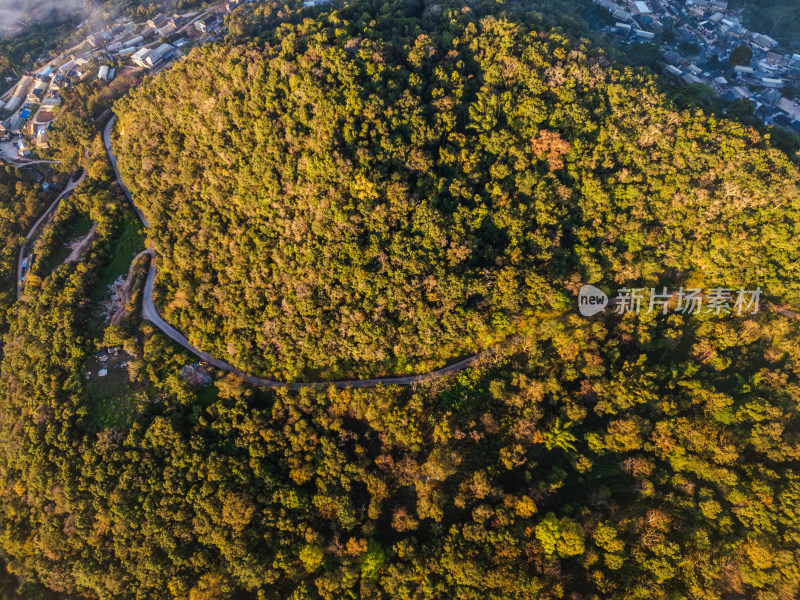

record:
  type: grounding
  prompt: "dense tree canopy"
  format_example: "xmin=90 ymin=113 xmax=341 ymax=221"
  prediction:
xmin=114 ymin=10 xmax=800 ymax=380
xmin=1 ymin=2 xmax=800 ymax=600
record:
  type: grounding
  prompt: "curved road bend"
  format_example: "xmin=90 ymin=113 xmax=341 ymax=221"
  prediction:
xmin=135 ymin=249 xmax=486 ymax=389
xmin=105 ymin=118 xmax=486 ymax=389
xmin=17 ymin=170 xmax=88 ymax=299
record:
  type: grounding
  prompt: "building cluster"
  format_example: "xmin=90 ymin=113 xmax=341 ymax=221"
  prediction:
xmin=84 ymin=15 xmax=183 ymax=65
xmin=0 ymin=2 xmax=242 ymax=162
xmin=145 ymin=14 xmax=187 ymax=38
xmin=592 ymin=0 xmax=800 ymax=132
xmin=0 ymin=57 xmax=81 ymax=152
xmin=0 ymin=12 xmax=182 ymax=160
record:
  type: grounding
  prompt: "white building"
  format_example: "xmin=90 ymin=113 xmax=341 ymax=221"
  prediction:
xmin=131 ymin=47 xmax=151 ymax=67
xmin=132 ymin=43 xmax=176 ymax=69
xmin=146 ymin=43 xmax=176 ymax=67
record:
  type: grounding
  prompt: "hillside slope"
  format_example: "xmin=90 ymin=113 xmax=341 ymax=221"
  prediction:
xmin=114 ymin=14 xmax=800 ymax=380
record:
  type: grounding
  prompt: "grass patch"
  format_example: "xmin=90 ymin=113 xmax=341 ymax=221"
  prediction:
xmin=84 ymin=356 xmax=144 ymax=431
xmin=71 ymin=213 xmax=94 ymax=237
xmin=98 ymin=212 xmax=146 ymax=289
xmin=195 ymin=383 xmax=220 ymax=407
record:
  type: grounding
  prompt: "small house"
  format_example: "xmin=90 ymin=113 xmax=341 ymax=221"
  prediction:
xmin=144 ymin=43 xmax=176 ymax=67
xmin=752 ymin=33 xmax=779 ymax=50
xmin=662 ymin=51 xmax=682 ymax=66
xmin=123 ymin=36 xmax=145 ymax=48
xmin=4 ymin=117 xmax=26 ymax=134
xmin=681 ymin=72 xmax=703 ymax=85
xmin=757 ymin=88 xmax=782 ymax=107
xmin=87 ymin=32 xmax=111 ymax=47
xmin=132 ymin=47 xmax=151 ymax=67
xmin=57 ymin=59 xmax=76 ymax=74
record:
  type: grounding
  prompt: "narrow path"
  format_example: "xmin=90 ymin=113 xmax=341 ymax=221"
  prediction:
xmin=104 ymin=116 xmax=486 ymax=389
xmin=17 ymin=170 xmax=87 ymax=299
xmin=63 ymin=222 xmax=97 ymax=265
xmin=12 ymin=160 xmax=62 ymax=167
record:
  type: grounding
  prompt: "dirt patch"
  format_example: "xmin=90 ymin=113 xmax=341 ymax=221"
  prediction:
xmin=0 ymin=138 xmax=21 ymax=162
xmin=63 ymin=221 xmax=97 ymax=264
xmin=180 ymin=364 xmax=213 ymax=386
xmin=105 ymin=275 xmax=126 ymax=323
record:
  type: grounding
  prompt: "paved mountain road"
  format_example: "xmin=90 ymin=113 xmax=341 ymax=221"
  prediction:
xmin=104 ymin=117 xmax=486 ymax=389
xmin=104 ymin=117 xmax=149 ymax=227
xmin=139 ymin=247 xmax=486 ymax=389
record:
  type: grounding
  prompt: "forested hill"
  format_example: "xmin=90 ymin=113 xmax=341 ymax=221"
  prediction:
xmin=4 ymin=2 xmax=800 ymax=600
xmin=113 ymin=7 xmax=800 ymax=381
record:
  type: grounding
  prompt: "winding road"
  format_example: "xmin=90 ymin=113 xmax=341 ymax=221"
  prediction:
xmin=104 ymin=117 xmax=486 ymax=389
